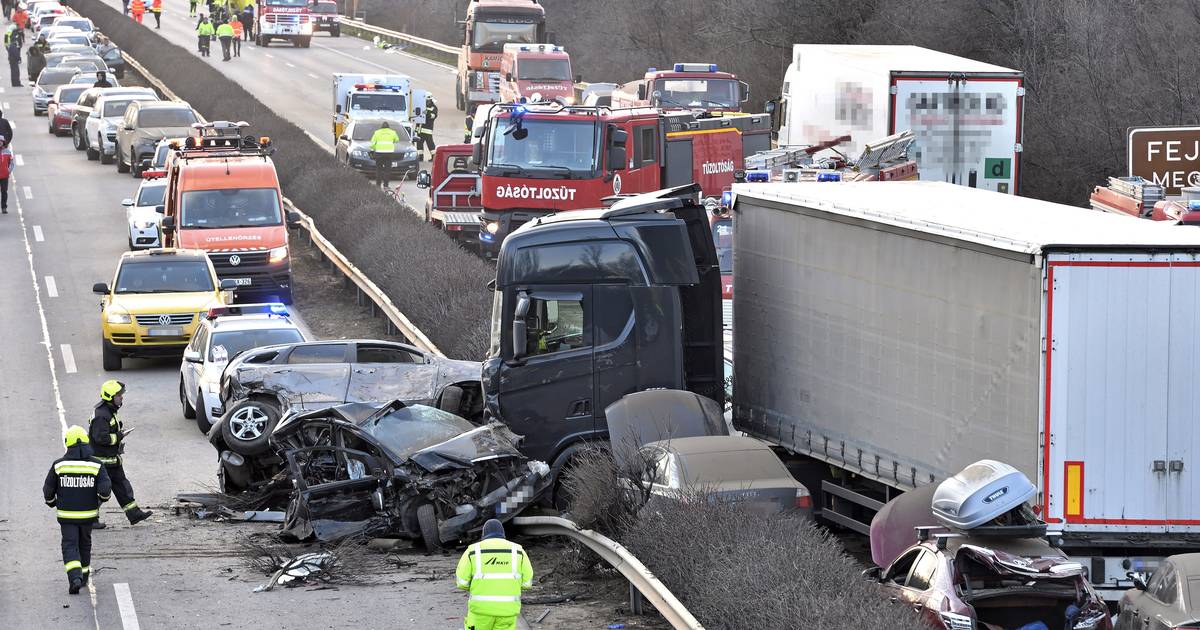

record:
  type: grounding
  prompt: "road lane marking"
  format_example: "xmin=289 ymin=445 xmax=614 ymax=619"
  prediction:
xmin=264 ymin=52 xmax=274 ymax=58
xmin=45 ymin=275 xmax=57 ymax=297
xmin=32 ymin=225 xmax=43 ymax=241
xmin=14 ymin=153 xmax=23 ymax=166
xmin=114 ymin=583 xmax=142 ymax=630
xmin=61 ymin=344 xmax=76 ymax=373
xmin=312 ymin=42 xmax=400 ymax=73
xmin=2 ymin=101 xmax=9 ymax=109
xmin=14 ymin=191 xmax=68 ymax=433
xmin=307 ymin=72 xmax=318 ymax=79
xmin=285 ymin=62 xmax=295 ymax=68
xmin=22 ymin=185 xmax=31 ymax=199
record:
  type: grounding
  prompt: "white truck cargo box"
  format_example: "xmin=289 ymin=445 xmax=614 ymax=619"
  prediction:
xmin=777 ymin=45 xmax=1023 ymax=194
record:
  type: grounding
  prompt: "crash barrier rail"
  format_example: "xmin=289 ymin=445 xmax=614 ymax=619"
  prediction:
xmin=121 ymin=51 xmax=446 ymax=357
xmin=336 ymin=16 xmax=459 ymax=59
xmin=510 ymin=516 xmax=704 ymax=630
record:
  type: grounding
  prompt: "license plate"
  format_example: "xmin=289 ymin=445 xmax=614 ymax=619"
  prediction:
xmin=147 ymin=327 xmax=182 ymax=337
xmin=280 ymin=27 xmax=293 ymax=33
xmin=232 ymin=278 xmax=252 ymax=286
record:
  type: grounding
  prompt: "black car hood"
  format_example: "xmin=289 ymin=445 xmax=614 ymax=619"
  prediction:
xmin=409 ymin=424 xmax=525 ymax=472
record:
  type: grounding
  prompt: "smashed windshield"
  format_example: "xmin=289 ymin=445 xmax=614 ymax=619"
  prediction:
xmin=518 ymin=59 xmax=571 ymax=81
xmin=653 ymin=78 xmax=739 ymax=109
xmin=115 ymin=261 xmax=213 ymax=294
xmin=473 ymin=21 xmax=537 ymax=51
xmin=487 ymin=119 xmax=597 ymax=176
xmin=358 ymin=405 xmax=475 ymax=461
xmin=180 ymin=188 xmax=282 ymax=229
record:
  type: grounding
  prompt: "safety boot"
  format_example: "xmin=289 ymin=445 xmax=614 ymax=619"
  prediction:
xmin=80 ymin=570 xmax=89 ymax=587
xmin=127 ymin=508 xmax=153 ymax=525
xmin=68 ymin=578 xmax=82 ymax=595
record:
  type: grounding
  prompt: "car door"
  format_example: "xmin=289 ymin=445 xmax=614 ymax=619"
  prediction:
xmin=336 ymin=125 xmax=352 ymax=163
xmin=880 ymin=548 xmax=942 ymax=619
xmin=262 ymin=343 xmax=353 ymax=411
xmin=182 ymin=324 xmax=208 ymax=403
xmin=347 ymin=342 xmax=437 ymax=405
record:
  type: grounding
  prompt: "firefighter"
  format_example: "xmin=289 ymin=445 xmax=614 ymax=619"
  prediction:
xmin=196 ymin=17 xmax=214 ymax=56
xmin=369 ymin=120 xmax=400 ymax=188
xmin=455 ymin=519 xmax=534 ymax=630
xmin=87 ymin=381 xmax=153 ymax=529
xmin=416 ymin=94 xmax=438 ymax=161
xmin=44 ymin=426 xmax=112 ymax=594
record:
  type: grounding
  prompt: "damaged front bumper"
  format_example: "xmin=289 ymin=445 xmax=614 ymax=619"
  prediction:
xmin=437 ymin=460 xmax=551 ymax=542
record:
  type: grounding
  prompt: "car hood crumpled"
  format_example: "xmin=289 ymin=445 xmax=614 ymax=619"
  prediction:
xmin=954 ymin=543 xmax=1084 ymax=579
xmin=408 ymin=423 xmax=525 ymax=472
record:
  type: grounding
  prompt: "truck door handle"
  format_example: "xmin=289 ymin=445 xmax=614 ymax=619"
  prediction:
xmin=566 ymin=399 xmax=591 ymax=418
xmin=1171 ymin=460 xmax=1185 ymax=473
xmin=354 ymin=369 xmax=376 ymax=374
xmin=1153 ymin=460 xmax=1167 ymax=473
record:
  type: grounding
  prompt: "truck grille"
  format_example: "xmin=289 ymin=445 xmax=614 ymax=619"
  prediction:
xmin=264 ymin=13 xmax=308 ymax=24
xmin=209 ymin=251 xmax=269 ymax=271
xmin=106 ymin=132 xmax=117 ymax=141
xmin=134 ymin=313 xmax=195 ymax=326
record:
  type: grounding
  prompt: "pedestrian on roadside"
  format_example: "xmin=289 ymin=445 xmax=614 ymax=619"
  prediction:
xmin=229 ymin=15 xmax=242 ymax=57
xmin=150 ymin=0 xmax=162 ymax=28
xmin=11 ymin=5 xmax=27 ymax=32
xmin=455 ymin=519 xmax=533 ymax=630
xmin=196 ymin=16 xmax=214 ymax=57
xmin=6 ymin=36 xmax=20 ymax=88
xmin=93 ymin=71 xmax=112 ymax=88
xmin=0 ymin=108 xmax=16 ymax=147
xmin=87 ymin=381 xmax=154 ymax=530
xmin=241 ymin=4 xmax=253 ymax=40
xmin=216 ymin=17 xmax=233 ymax=61
xmin=369 ymin=120 xmax=400 ymax=188
xmin=0 ymin=138 xmax=13 ymax=213
xmin=43 ymin=426 xmax=111 ymax=594
xmin=130 ymin=0 xmax=145 ymax=24
xmin=27 ymin=34 xmax=48 ymax=83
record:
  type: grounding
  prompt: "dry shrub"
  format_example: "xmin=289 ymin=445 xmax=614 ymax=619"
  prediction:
xmin=559 ymin=446 xmax=647 ymax=539
xmin=75 ymin=1 xmax=493 ymax=359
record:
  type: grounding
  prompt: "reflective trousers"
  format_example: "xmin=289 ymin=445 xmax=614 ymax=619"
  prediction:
xmin=60 ymin=522 xmax=93 ymax=582
xmin=465 ymin=612 xmax=517 ymax=630
xmin=103 ymin=464 xmax=139 ymax=522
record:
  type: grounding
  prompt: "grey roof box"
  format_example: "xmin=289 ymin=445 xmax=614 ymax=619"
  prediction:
xmin=932 ymin=460 xmax=1036 ymax=531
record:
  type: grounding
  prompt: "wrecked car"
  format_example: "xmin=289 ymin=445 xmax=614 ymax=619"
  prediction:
xmin=209 ymin=400 xmax=550 ymax=548
xmin=214 ymin=339 xmax=482 ymax=456
xmin=1115 ymin=553 xmax=1200 ymax=629
xmin=867 ymin=461 xmax=1111 ymax=630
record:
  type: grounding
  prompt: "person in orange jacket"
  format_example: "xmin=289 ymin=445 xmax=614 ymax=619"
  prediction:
xmin=229 ymin=16 xmax=242 ymax=57
xmin=150 ymin=0 xmax=162 ymax=28
xmin=130 ymin=0 xmax=146 ymax=24
xmin=11 ymin=6 xmax=27 ymax=31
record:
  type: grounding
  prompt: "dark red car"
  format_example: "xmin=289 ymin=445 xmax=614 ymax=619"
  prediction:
xmin=47 ymin=84 xmax=89 ymax=136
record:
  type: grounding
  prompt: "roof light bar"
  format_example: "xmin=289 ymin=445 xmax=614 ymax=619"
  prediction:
xmin=206 ymin=302 xmax=289 ymax=320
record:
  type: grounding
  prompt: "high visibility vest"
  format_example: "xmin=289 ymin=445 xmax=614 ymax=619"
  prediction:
xmin=455 ymin=538 xmax=533 ymax=617
xmin=151 ymin=0 xmax=162 ymax=12
xmin=197 ymin=22 xmax=215 ymax=35
xmin=131 ymin=0 xmax=145 ymax=13
xmin=231 ymin=20 xmax=243 ymax=37
xmin=369 ymin=127 xmax=400 ymax=153
xmin=216 ymin=22 xmax=234 ymax=37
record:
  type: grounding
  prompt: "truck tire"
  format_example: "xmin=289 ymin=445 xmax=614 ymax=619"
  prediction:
xmin=299 ymin=36 xmax=311 ymax=48
xmin=102 ymin=341 xmax=122 ymax=371
xmin=437 ymin=385 xmax=464 ymax=416
xmin=331 ymin=26 xmax=339 ymax=37
xmin=417 ymin=504 xmax=442 ymax=551
xmin=195 ymin=391 xmax=213 ymax=434
xmin=116 ymin=150 xmax=130 ymax=173
xmin=255 ymin=34 xmax=264 ymax=47
xmin=180 ymin=378 xmax=196 ymax=419
xmin=455 ymin=81 xmax=464 ymax=111
xmin=219 ymin=398 xmax=280 ymax=456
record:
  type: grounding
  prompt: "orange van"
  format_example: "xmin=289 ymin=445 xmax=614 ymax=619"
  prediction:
xmin=159 ymin=122 xmax=301 ymax=304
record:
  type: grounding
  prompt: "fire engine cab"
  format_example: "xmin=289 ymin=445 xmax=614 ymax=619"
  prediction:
xmin=610 ymin=63 xmax=750 ymax=113
xmin=499 ymin=43 xmax=575 ymax=105
xmin=470 ymin=102 xmax=771 ymax=256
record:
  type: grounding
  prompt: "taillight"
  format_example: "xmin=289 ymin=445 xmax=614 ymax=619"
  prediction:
xmin=795 ymin=488 xmax=812 ymax=509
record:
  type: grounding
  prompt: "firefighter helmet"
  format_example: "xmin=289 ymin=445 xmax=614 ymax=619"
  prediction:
xmin=100 ymin=380 xmax=125 ymax=402
xmin=64 ymin=425 xmax=90 ymax=447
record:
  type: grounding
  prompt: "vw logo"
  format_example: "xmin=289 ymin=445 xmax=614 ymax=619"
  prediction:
xmin=229 ymin=254 xmax=242 ymax=267
xmin=158 ymin=315 xmax=171 ymax=326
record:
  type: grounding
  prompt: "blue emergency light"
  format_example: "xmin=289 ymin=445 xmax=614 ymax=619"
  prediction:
xmin=1189 ymin=200 xmax=1200 ymax=211
xmin=647 ymin=67 xmax=657 ymax=73
xmin=746 ymin=171 xmax=770 ymax=183
xmin=709 ymin=64 xmax=718 ymax=72
xmin=817 ymin=172 xmax=842 ymax=182
xmin=673 ymin=63 xmax=683 ymax=72
xmin=206 ymin=303 xmax=289 ymax=319
xmin=721 ymin=191 xmax=733 ymax=208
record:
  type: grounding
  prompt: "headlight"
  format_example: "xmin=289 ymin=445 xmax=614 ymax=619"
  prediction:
xmin=268 ymin=245 xmax=288 ymax=263
xmin=105 ymin=310 xmax=131 ymax=324
xmin=485 ymin=221 xmax=499 ymax=234
xmin=404 ymin=148 xmax=417 ymax=157
xmin=135 ymin=219 xmax=157 ymax=229
xmin=351 ymin=148 xmax=368 ymax=158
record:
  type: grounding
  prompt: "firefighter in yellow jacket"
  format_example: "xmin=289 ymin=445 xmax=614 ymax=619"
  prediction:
xmin=455 ymin=519 xmax=534 ymax=630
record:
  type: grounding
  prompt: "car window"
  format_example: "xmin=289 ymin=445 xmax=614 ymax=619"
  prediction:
xmin=286 ymin=344 xmax=348 ymax=364
xmin=136 ymin=184 xmax=166 ymax=207
xmin=906 ymin=550 xmax=939 ymax=591
xmin=56 ymin=86 xmax=87 ymax=103
xmin=525 ymin=296 xmax=586 ymax=357
xmin=1153 ymin=563 xmax=1179 ymax=604
xmin=103 ymin=99 xmax=139 ymax=117
xmin=210 ymin=328 xmax=305 ymax=362
xmin=137 ymin=108 xmax=198 ymax=127
xmin=355 ymin=344 xmax=422 ymax=364
xmin=114 ymin=260 xmax=214 ymax=294
xmin=189 ymin=325 xmax=209 ymax=352
xmin=885 ymin=550 xmax=921 ymax=585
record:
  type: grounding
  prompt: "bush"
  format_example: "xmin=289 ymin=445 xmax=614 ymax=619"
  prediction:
xmin=76 ymin=0 xmax=493 ymax=359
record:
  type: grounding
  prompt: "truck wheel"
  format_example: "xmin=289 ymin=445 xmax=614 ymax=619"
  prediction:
xmin=102 ymin=341 xmax=122 ymax=371
xmin=180 ymin=378 xmax=196 ymax=419
xmin=331 ymin=26 xmax=339 ymax=37
xmin=255 ymin=34 xmax=264 ymax=47
xmin=417 ymin=504 xmax=442 ymax=551
xmin=299 ymin=36 xmax=310 ymax=48
xmin=455 ymin=81 xmax=464 ymax=111
xmin=219 ymin=398 xmax=280 ymax=456
xmin=437 ymin=385 xmax=464 ymax=416
xmin=195 ymin=391 xmax=213 ymax=434
xmin=116 ymin=150 xmax=130 ymax=173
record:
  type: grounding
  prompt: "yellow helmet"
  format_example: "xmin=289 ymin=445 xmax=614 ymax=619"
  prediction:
xmin=64 ymin=425 xmax=90 ymax=447
xmin=100 ymin=380 xmax=125 ymax=402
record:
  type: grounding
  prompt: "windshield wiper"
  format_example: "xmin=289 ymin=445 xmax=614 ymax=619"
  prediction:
xmin=490 ymin=163 xmax=528 ymax=177
xmin=532 ymin=164 xmax=573 ymax=179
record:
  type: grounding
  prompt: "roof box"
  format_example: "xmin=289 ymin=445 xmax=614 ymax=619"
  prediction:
xmin=932 ymin=460 xmax=1036 ymax=531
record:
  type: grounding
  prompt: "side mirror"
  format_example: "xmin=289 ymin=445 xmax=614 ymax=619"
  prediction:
xmin=286 ymin=210 xmax=302 ymax=228
xmin=339 ymin=134 xmax=348 ymax=141
xmin=183 ymin=349 xmax=203 ymax=363
xmin=160 ymin=215 xmax=175 ymax=230
xmin=636 ymin=83 xmax=646 ymax=101
xmin=155 ymin=205 xmax=165 ymax=214
xmin=92 ymin=282 xmax=109 ymax=294
xmin=607 ymin=146 xmax=627 ymax=172
xmin=219 ymin=278 xmax=238 ymax=291
xmin=574 ymin=74 xmax=582 ymax=84
xmin=546 ymin=31 xmax=556 ymax=45
xmin=1127 ymin=571 xmax=1148 ymax=591
xmin=504 ymin=72 xmax=512 ymax=82
xmin=610 ymin=127 xmax=628 ymax=147
xmin=139 ymin=158 xmax=150 ymax=169
xmin=471 ymin=142 xmax=482 ymax=166
xmin=416 ymin=170 xmax=431 ymax=189
xmin=335 ymin=104 xmax=342 ymax=114
xmin=862 ymin=567 xmax=883 ymax=583
xmin=121 ymin=198 xmax=134 ymax=207
xmin=511 ymin=291 xmax=530 ymax=360
xmin=124 ymin=123 xmax=134 ymax=131
xmin=740 ymin=81 xmax=750 ymax=103
xmin=47 ymin=99 xmax=56 ymax=105
xmin=763 ymin=99 xmax=776 ymax=114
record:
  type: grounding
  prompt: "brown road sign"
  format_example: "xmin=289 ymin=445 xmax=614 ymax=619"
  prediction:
xmin=1128 ymin=126 xmax=1200 ymax=195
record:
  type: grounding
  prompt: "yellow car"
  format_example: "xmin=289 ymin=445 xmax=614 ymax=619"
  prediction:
xmin=93 ymin=248 xmax=235 ymax=371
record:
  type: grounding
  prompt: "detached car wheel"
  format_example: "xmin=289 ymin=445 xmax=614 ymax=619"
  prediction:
xmin=220 ymin=399 xmax=280 ymax=456
xmin=180 ymin=378 xmax=196 ymax=419
xmin=417 ymin=504 xmax=442 ymax=551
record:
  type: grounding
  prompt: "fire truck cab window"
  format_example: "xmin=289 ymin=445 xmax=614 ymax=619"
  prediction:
xmin=635 ymin=125 xmax=656 ymax=166
xmin=653 ymin=78 xmax=738 ymax=109
xmin=488 ymin=119 xmax=597 ymax=175
xmin=526 ymin=297 xmax=586 ymax=357
xmin=518 ymin=59 xmax=572 ymax=81
xmin=472 ymin=22 xmax=537 ymax=52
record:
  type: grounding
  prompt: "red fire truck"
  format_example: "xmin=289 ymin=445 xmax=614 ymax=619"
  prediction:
xmin=456 ymin=0 xmax=550 ymax=112
xmin=610 ymin=63 xmax=750 ymax=113
xmin=470 ymin=103 xmax=771 ymax=256
xmin=416 ymin=144 xmax=482 ymax=249
xmin=255 ymin=0 xmax=313 ymax=47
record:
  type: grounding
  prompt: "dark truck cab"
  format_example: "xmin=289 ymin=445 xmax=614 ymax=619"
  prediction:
xmin=482 ymin=185 xmax=724 ymax=486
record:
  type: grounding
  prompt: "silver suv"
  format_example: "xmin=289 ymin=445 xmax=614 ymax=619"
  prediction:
xmin=115 ymin=100 xmax=199 ymax=177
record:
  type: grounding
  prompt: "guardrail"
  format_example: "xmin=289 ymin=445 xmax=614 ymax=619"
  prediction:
xmin=121 ymin=50 xmax=445 ymax=357
xmin=336 ymin=17 xmax=458 ymax=63
xmin=511 ymin=516 xmax=703 ymax=630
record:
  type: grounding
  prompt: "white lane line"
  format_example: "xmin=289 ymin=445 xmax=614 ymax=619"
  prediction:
xmin=14 ymin=190 xmax=68 ymax=433
xmin=44 ymin=275 xmax=57 ymax=297
xmin=315 ymin=40 xmax=454 ymax=71
xmin=285 ymin=62 xmax=295 ymax=68
xmin=264 ymin=52 xmax=274 ymax=59
xmin=2 ymin=101 xmax=9 ymax=109
xmin=32 ymin=225 xmax=43 ymax=241
xmin=61 ymin=344 xmax=76 ymax=373
xmin=14 ymin=153 xmax=23 ymax=166
xmin=307 ymin=72 xmax=318 ymax=79
xmin=114 ymin=583 xmax=142 ymax=630
xmin=0 ymin=87 xmax=5 ymax=93
xmin=22 ymin=185 xmax=31 ymax=199
xmin=311 ymin=42 xmax=399 ymax=73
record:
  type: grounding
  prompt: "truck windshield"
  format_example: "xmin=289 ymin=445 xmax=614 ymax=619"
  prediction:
xmin=180 ymin=188 xmax=283 ymax=229
xmin=712 ymin=218 xmax=732 ymax=274
xmin=350 ymin=93 xmax=406 ymax=112
xmin=115 ymin=261 xmax=213 ymax=294
xmin=210 ymin=329 xmax=304 ymax=362
xmin=310 ymin=2 xmax=337 ymax=12
xmin=472 ymin=21 xmax=538 ymax=52
xmin=653 ymin=78 xmax=739 ymax=109
xmin=487 ymin=119 xmax=597 ymax=176
xmin=138 ymin=108 xmax=199 ymax=127
xmin=518 ymin=59 xmax=572 ymax=81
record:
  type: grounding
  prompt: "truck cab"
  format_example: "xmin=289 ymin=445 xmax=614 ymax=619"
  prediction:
xmin=255 ymin=0 xmax=313 ymax=47
xmin=331 ymin=73 xmax=428 ymax=142
xmin=483 ymin=185 xmax=724 ymax=486
xmin=498 ymin=43 xmax=575 ymax=105
xmin=159 ymin=122 xmax=302 ymax=304
xmin=456 ymin=0 xmax=549 ymax=112
xmin=610 ymin=63 xmax=749 ymax=113
xmin=415 ymin=144 xmax=481 ymax=248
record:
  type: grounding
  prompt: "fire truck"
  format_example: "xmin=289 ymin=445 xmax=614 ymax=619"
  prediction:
xmin=498 ymin=43 xmax=574 ymax=104
xmin=610 ymin=63 xmax=750 ymax=113
xmin=415 ymin=144 xmax=482 ymax=249
xmin=470 ymin=103 xmax=771 ymax=256
xmin=456 ymin=0 xmax=550 ymax=112
xmin=255 ymin=0 xmax=313 ymax=48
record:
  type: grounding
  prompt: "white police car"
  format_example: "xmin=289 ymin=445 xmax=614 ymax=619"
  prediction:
xmin=122 ymin=178 xmax=166 ymax=250
xmin=180 ymin=303 xmax=307 ymax=433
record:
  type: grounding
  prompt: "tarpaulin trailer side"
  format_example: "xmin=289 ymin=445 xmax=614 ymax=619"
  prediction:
xmin=730 ymin=180 xmax=1200 ymax=599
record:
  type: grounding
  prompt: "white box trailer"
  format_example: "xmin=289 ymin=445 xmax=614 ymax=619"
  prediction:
xmin=777 ymin=45 xmax=1023 ymax=194
xmin=730 ymin=180 xmax=1200 ymax=599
